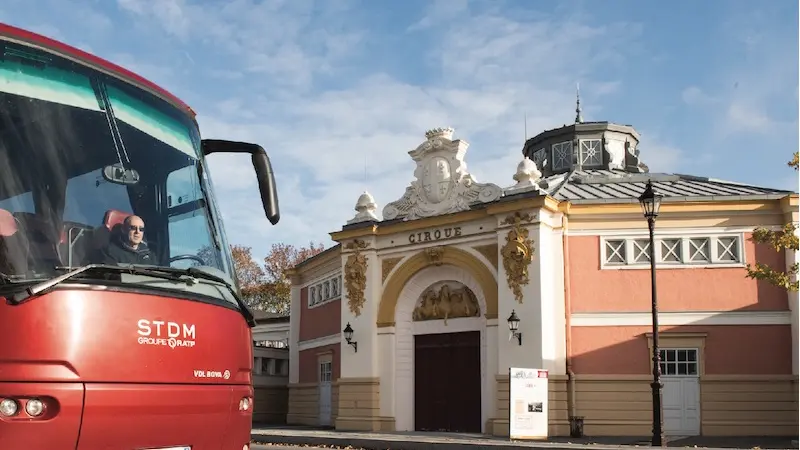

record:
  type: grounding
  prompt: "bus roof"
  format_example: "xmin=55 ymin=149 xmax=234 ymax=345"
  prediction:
xmin=0 ymin=22 xmax=196 ymax=120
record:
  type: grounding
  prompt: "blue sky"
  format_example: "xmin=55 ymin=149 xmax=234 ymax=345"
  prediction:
xmin=2 ymin=0 xmax=797 ymax=260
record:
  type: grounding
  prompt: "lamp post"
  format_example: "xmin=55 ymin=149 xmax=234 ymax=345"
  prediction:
xmin=343 ymin=322 xmax=358 ymax=352
xmin=638 ymin=179 xmax=665 ymax=447
xmin=507 ymin=310 xmax=522 ymax=345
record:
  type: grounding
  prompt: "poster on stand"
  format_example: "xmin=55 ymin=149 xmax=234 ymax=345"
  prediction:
xmin=509 ymin=367 xmax=548 ymax=440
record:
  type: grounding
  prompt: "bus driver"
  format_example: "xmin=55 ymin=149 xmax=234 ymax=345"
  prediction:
xmin=100 ymin=215 xmax=155 ymax=265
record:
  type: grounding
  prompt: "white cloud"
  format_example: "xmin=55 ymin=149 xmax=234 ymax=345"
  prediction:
xmin=725 ymin=103 xmax=777 ymax=135
xmin=636 ymin=136 xmax=685 ymax=174
xmin=167 ymin=2 xmax=675 ymax=259
xmin=7 ymin=1 xmax=692 ymax=260
xmin=116 ymin=0 xmax=364 ymax=90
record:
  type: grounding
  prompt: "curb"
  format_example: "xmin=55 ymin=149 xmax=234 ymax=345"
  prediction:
xmin=250 ymin=431 xmax=796 ymax=450
xmin=250 ymin=433 xmax=704 ymax=450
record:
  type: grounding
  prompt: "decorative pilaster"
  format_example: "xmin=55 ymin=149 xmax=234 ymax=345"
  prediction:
xmin=338 ymin=238 xmax=393 ymax=430
xmin=495 ymin=208 xmax=567 ymax=375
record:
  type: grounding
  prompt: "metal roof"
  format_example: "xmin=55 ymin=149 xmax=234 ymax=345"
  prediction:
xmin=337 ymin=169 xmax=794 ymax=236
xmin=541 ymin=169 xmax=795 ymax=204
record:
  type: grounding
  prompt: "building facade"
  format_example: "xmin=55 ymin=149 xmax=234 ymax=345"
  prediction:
xmin=251 ymin=312 xmax=290 ymax=424
xmin=285 ymin=121 xmax=798 ymax=437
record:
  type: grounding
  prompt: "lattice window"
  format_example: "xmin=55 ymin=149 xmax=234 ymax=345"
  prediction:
xmin=605 ymin=239 xmax=626 ymax=264
xmin=309 ymin=286 xmax=317 ymax=306
xmin=660 ymin=238 xmax=681 ymax=263
xmin=533 ymin=148 xmax=546 ymax=170
xmin=331 ymin=277 xmax=339 ymax=297
xmin=688 ymin=238 xmax=710 ymax=263
xmin=552 ymin=141 xmax=573 ymax=170
xmin=659 ymin=349 xmax=698 ymax=376
xmin=579 ymin=139 xmax=603 ymax=166
xmin=308 ymin=273 xmax=343 ymax=308
xmin=716 ymin=236 xmax=739 ymax=262
xmin=601 ymin=235 xmax=743 ymax=268
xmin=632 ymin=239 xmax=651 ymax=263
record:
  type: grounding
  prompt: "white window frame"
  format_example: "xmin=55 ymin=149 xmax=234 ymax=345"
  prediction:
xmin=599 ymin=233 xmax=746 ymax=270
xmin=578 ymin=139 xmax=603 ymax=166
xmin=318 ymin=356 xmax=333 ymax=383
xmin=603 ymin=239 xmax=627 ymax=265
xmin=659 ymin=348 xmax=700 ymax=377
xmin=659 ymin=238 xmax=682 ymax=264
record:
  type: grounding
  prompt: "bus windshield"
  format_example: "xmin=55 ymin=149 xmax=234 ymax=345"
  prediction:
xmin=0 ymin=41 xmax=237 ymax=304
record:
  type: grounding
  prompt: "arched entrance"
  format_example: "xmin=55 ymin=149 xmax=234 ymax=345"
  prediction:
xmin=412 ymin=280 xmax=482 ymax=432
xmin=389 ymin=262 xmax=495 ymax=433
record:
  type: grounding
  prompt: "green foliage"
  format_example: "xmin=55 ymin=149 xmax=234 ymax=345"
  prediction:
xmin=744 ymin=154 xmax=799 ymax=292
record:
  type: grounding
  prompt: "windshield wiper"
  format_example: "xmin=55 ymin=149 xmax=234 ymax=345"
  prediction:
xmin=8 ymin=263 xmax=189 ymax=304
xmin=0 ymin=271 xmax=17 ymax=285
xmin=7 ymin=264 xmax=257 ymax=327
xmin=126 ymin=265 xmax=256 ymax=327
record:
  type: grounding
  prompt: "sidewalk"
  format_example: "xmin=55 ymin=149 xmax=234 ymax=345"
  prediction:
xmin=251 ymin=425 xmax=798 ymax=450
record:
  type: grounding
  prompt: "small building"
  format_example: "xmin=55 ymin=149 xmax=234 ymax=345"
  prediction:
xmin=284 ymin=118 xmax=798 ymax=437
xmin=251 ymin=311 xmax=290 ymax=424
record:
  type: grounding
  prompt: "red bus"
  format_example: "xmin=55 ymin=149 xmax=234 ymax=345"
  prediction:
xmin=0 ymin=23 xmax=279 ymax=450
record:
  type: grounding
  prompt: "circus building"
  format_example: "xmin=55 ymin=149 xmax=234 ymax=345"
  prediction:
xmin=283 ymin=114 xmax=798 ymax=438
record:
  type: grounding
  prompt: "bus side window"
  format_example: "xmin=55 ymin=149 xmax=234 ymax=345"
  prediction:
xmin=166 ymin=165 xmax=217 ymax=268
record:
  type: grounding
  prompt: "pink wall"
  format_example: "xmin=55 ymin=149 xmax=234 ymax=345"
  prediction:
xmin=567 ymin=235 xmax=789 ymax=313
xmin=570 ymin=325 xmax=792 ymax=375
xmin=298 ymin=343 xmax=340 ymax=383
xmin=298 ymin=287 xmax=342 ymax=342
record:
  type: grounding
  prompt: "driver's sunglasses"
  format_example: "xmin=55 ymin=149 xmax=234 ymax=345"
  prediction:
xmin=128 ymin=225 xmax=145 ymax=233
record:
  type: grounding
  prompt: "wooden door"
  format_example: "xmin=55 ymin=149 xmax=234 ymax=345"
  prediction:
xmin=414 ymin=331 xmax=481 ymax=432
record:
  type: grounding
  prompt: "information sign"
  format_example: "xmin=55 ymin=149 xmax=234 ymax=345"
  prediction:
xmin=509 ymin=367 xmax=549 ymax=439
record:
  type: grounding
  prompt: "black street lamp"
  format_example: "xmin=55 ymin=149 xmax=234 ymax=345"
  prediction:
xmin=507 ymin=310 xmax=522 ymax=345
xmin=638 ymin=179 xmax=665 ymax=447
xmin=343 ymin=322 xmax=358 ymax=353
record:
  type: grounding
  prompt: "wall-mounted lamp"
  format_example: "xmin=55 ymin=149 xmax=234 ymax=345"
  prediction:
xmin=507 ymin=310 xmax=522 ymax=345
xmin=343 ymin=322 xmax=358 ymax=353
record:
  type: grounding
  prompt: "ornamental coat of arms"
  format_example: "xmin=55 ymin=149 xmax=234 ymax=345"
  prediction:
xmin=383 ymin=127 xmax=503 ymax=221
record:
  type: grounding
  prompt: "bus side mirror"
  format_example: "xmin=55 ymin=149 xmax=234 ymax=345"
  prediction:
xmin=201 ymin=139 xmax=281 ymax=226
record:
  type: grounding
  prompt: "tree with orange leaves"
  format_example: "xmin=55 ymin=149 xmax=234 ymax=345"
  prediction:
xmin=230 ymin=242 xmax=326 ymax=313
xmin=230 ymin=244 xmax=268 ymax=300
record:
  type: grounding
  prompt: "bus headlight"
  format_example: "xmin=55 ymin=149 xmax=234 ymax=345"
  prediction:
xmin=25 ymin=398 xmax=44 ymax=417
xmin=0 ymin=398 xmax=18 ymax=417
xmin=238 ymin=397 xmax=251 ymax=411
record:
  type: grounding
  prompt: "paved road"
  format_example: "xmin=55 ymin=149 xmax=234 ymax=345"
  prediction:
xmin=251 ymin=429 xmax=798 ymax=450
